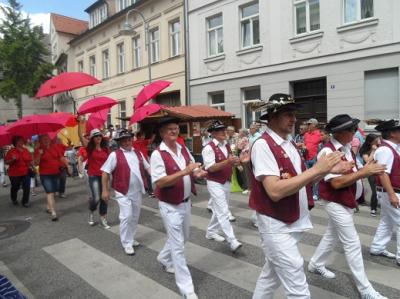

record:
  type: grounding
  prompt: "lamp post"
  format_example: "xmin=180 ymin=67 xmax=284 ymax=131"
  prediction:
xmin=119 ymin=8 xmax=152 ymax=84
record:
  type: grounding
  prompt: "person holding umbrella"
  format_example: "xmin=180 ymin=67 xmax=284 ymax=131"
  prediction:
xmin=34 ymin=134 xmax=69 ymax=221
xmin=5 ymin=136 xmax=33 ymax=207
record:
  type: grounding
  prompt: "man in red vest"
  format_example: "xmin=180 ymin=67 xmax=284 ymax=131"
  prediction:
xmin=309 ymin=114 xmax=387 ymax=299
xmin=250 ymin=94 xmax=350 ymax=299
xmin=370 ymin=119 xmax=400 ymax=267
xmin=150 ymin=118 xmax=206 ymax=299
xmin=202 ymin=120 xmax=243 ymax=252
xmin=101 ymin=129 xmax=150 ymax=256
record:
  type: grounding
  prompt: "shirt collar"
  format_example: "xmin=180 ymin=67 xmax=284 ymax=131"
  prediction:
xmin=331 ymin=137 xmax=351 ymax=152
xmin=160 ymin=141 xmax=182 ymax=156
xmin=120 ymin=146 xmax=134 ymax=153
xmin=383 ymin=139 xmax=400 ymax=150
xmin=212 ymin=138 xmax=226 ymax=147
xmin=265 ymin=126 xmax=288 ymax=146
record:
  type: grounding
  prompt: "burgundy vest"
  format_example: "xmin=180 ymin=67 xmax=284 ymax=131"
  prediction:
xmin=111 ymin=149 xmax=148 ymax=196
xmin=206 ymin=141 xmax=233 ymax=184
xmin=154 ymin=145 xmax=197 ymax=205
xmin=248 ymin=132 xmax=314 ymax=224
xmin=318 ymin=141 xmax=358 ymax=209
xmin=376 ymin=140 xmax=400 ymax=189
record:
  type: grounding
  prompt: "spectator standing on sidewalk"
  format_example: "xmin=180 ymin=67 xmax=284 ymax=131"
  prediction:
xmin=294 ymin=123 xmax=308 ymax=159
xmin=248 ymin=123 xmax=261 ymax=145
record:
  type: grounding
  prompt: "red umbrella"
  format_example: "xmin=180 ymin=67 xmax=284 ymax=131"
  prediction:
xmin=78 ymin=97 xmax=118 ymax=115
xmin=48 ymin=112 xmax=77 ymax=127
xmin=134 ymin=80 xmax=171 ymax=110
xmin=35 ymin=72 xmax=101 ymax=98
xmin=129 ymin=103 xmax=163 ymax=125
xmin=86 ymin=109 xmax=109 ymax=133
xmin=7 ymin=115 xmax=65 ymax=138
xmin=0 ymin=126 xmax=12 ymax=147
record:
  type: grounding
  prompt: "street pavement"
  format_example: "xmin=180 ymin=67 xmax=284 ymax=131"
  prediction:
xmin=0 ymin=177 xmax=399 ymax=299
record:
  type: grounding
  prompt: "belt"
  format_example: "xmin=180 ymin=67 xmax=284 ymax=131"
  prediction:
xmin=376 ymin=186 xmax=400 ymax=193
xmin=182 ymin=197 xmax=190 ymax=203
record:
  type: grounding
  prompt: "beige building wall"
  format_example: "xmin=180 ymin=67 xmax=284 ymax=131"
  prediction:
xmin=68 ymin=0 xmax=186 ymax=127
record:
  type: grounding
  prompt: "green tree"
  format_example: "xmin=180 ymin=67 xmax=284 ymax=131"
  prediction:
xmin=0 ymin=0 xmax=54 ymax=118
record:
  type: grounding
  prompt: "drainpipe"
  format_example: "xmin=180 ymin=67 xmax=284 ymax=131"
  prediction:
xmin=183 ymin=0 xmax=190 ymax=106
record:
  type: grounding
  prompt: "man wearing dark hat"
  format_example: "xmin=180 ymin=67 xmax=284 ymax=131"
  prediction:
xmin=308 ymin=114 xmax=387 ymax=299
xmin=250 ymin=94 xmax=349 ymax=299
xmin=101 ymin=129 xmax=150 ymax=256
xmin=370 ymin=119 xmax=400 ymax=267
xmin=150 ymin=118 xmax=206 ymax=299
xmin=202 ymin=120 xmax=243 ymax=252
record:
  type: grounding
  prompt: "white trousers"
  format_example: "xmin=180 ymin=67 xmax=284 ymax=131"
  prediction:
xmin=370 ymin=192 xmax=400 ymax=262
xmin=0 ymin=159 xmax=5 ymax=185
xmin=158 ymin=200 xmax=194 ymax=296
xmin=253 ymin=213 xmax=310 ymax=299
xmin=206 ymin=180 xmax=237 ymax=243
xmin=116 ymin=193 xmax=142 ymax=248
xmin=310 ymin=201 xmax=371 ymax=293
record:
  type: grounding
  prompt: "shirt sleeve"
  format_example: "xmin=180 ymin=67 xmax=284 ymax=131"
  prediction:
xmin=251 ymin=139 xmax=280 ymax=181
xmin=187 ymin=147 xmax=196 ymax=163
xmin=141 ymin=152 xmax=150 ymax=171
xmin=202 ymin=144 xmax=216 ymax=170
xmin=100 ymin=152 xmax=117 ymax=174
xmin=374 ymin=147 xmax=393 ymax=174
xmin=150 ymin=150 xmax=167 ymax=184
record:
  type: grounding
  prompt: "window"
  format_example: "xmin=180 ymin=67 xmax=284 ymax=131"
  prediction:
xmin=242 ymin=86 xmax=261 ymax=128
xmin=150 ymin=27 xmax=160 ymax=63
xmin=117 ymin=43 xmax=125 ymax=74
xmin=344 ymin=0 xmax=373 ymax=23
xmin=89 ymin=55 xmax=96 ymax=77
xmin=169 ymin=20 xmax=180 ymax=57
xmin=207 ymin=14 xmax=223 ymax=56
xmin=99 ymin=5 xmax=107 ymax=22
xmin=118 ymin=0 xmax=128 ymax=11
xmin=107 ymin=110 xmax=112 ymax=127
xmin=209 ymin=92 xmax=225 ymax=111
xmin=295 ymin=0 xmax=320 ymax=35
xmin=240 ymin=2 xmax=260 ymax=48
xmin=132 ymin=36 xmax=141 ymax=69
xmin=78 ymin=60 xmax=84 ymax=72
xmin=365 ymin=68 xmax=399 ymax=120
xmin=102 ymin=50 xmax=109 ymax=79
xmin=119 ymin=100 xmax=127 ymax=128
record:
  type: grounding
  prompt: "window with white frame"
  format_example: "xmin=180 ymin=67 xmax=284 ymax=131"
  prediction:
xmin=169 ymin=19 xmax=180 ymax=57
xmin=150 ymin=27 xmax=160 ymax=63
xmin=242 ymin=86 xmax=261 ymax=128
xmin=240 ymin=2 xmax=260 ymax=48
xmin=119 ymin=100 xmax=127 ymax=128
xmin=102 ymin=49 xmax=110 ymax=79
xmin=294 ymin=0 xmax=320 ymax=35
xmin=344 ymin=0 xmax=373 ymax=23
xmin=99 ymin=5 xmax=107 ymax=22
xmin=132 ymin=36 xmax=141 ymax=69
xmin=117 ymin=43 xmax=125 ymax=74
xmin=209 ymin=92 xmax=225 ymax=111
xmin=78 ymin=60 xmax=84 ymax=72
xmin=207 ymin=14 xmax=223 ymax=56
xmin=89 ymin=55 xmax=96 ymax=77
xmin=118 ymin=0 xmax=129 ymax=12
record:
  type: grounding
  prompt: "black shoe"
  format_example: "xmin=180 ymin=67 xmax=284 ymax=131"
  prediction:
xmin=12 ymin=200 xmax=18 ymax=206
xmin=22 ymin=203 xmax=31 ymax=208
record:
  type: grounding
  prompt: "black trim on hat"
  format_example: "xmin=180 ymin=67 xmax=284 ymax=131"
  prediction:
xmin=325 ymin=114 xmax=360 ymax=133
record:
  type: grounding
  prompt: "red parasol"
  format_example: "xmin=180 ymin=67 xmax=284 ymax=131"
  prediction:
xmin=134 ymin=80 xmax=171 ymax=110
xmin=129 ymin=103 xmax=163 ymax=125
xmin=0 ymin=126 xmax=12 ymax=147
xmin=35 ymin=72 xmax=101 ymax=98
xmin=78 ymin=97 xmax=118 ymax=115
xmin=6 ymin=115 xmax=65 ymax=138
xmin=86 ymin=109 xmax=109 ymax=133
xmin=48 ymin=112 xmax=77 ymax=127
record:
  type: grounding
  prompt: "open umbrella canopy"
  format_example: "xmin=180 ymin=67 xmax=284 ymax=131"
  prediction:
xmin=78 ymin=97 xmax=118 ymax=115
xmin=86 ymin=108 xmax=109 ymax=133
xmin=130 ymin=103 xmax=163 ymax=125
xmin=35 ymin=72 xmax=101 ymax=98
xmin=134 ymin=80 xmax=171 ymax=110
xmin=0 ymin=126 xmax=12 ymax=147
xmin=7 ymin=115 xmax=65 ymax=138
xmin=48 ymin=112 xmax=77 ymax=127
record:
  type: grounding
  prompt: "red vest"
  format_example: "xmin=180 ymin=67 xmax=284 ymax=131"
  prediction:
xmin=206 ymin=141 xmax=233 ymax=184
xmin=249 ymin=132 xmax=314 ymax=224
xmin=318 ymin=141 xmax=358 ymax=209
xmin=376 ymin=140 xmax=400 ymax=189
xmin=154 ymin=145 xmax=197 ymax=205
xmin=111 ymin=149 xmax=148 ymax=196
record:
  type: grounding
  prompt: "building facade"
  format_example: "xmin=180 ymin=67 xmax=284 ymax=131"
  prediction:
xmin=187 ymin=0 xmax=400 ymax=128
xmin=58 ymin=0 xmax=186 ymax=128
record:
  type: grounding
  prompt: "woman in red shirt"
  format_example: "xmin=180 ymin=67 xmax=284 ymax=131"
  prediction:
xmin=5 ymin=136 xmax=33 ymax=207
xmin=34 ymin=134 xmax=68 ymax=221
xmin=79 ymin=124 xmax=110 ymax=229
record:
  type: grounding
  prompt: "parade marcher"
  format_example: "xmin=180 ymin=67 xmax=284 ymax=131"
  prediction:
xmin=55 ymin=139 xmax=69 ymax=198
xmin=101 ymin=129 xmax=150 ymax=255
xmin=78 ymin=121 xmax=111 ymax=229
xmin=150 ymin=118 xmax=206 ymax=299
xmin=250 ymin=94 xmax=350 ymax=299
xmin=370 ymin=120 xmax=400 ymax=267
xmin=308 ymin=114 xmax=388 ymax=299
xmin=5 ymin=136 xmax=33 ymax=207
xmin=202 ymin=120 xmax=242 ymax=251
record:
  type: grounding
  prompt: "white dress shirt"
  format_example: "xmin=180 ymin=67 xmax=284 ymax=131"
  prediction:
xmin=202 ymin=139 xmax=228 ymax=170
xmin=150 ymin=142 xmax=195 ymax=200
xmin=374 ymin=139 xmax=400 ymax=174
xmin=251 ymin=127 xmax=313 ymax=233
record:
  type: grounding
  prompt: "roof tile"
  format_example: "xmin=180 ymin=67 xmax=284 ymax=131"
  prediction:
xmin=51 ymin=13 xmax=88 ymax=36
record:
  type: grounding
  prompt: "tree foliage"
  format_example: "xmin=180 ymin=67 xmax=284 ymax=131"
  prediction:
xmin=0 ymin=0 xmax=54 ymax=118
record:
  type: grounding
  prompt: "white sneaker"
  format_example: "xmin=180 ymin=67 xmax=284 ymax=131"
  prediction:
xmin=183 ymin=293 xmax=198 ymax=299
xmin=124 ymin=246 xmax=135 ymax=255
xmin=228 ymin=213 xmax=236 ymax=222
xmin=370 ymin=250 xmax=396 ymax=259
xmin=230 ymin=240 xmax=242 ymax=253
xmin=88 ymin=212 xmax=95 ymax=226
xmin=252 ymin=221 xmax=258 ymax=228
xmin=133 ymin=240 xmax=140 ymax=247
xmin=100 ymin=217 xmax=111 ymax=229
xmin=205 ymin=233 xmax=225 ymax=242
xmin=59 ymin=193 xmax=66 ymax=198
xmin=308 ymin=263 xmax=336 ymax=279
xmin=361 ymin=288 xmax=388 ymax=299
xmin=157 ymin=257 xmax=175 ymax=274
xmin=242 ymin=189 xmax=249 ymax=195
